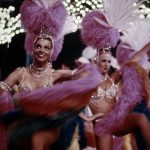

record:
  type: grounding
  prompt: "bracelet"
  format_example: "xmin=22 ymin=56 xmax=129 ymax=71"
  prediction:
xmin=0 ymin=81 xmax=12 ymax=91
xmin=72 ymin=69 xmax=77 ymax=76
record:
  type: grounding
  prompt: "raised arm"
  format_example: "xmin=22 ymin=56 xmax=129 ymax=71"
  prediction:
xmin=130 ymin=41 xmax=150 ymax=62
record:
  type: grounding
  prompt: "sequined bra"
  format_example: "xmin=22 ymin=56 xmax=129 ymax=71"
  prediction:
xmin=18 ymin=67 xmax=53 ymax=92
xmin=91 ymin=76 xmax=118 ymax=101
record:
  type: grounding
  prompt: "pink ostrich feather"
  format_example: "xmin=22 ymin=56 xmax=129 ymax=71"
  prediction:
xmin=0 ymin=123 xmax=7 ymax=150
xmin=20 ymin=0 xmax=67 ymax=38
xmin=52 ymin=37 xmax=64 ymax=61
xmin=116 ymin=42 xmax=135 ymax=66
xmin=0 ymin=92 xmax=14 ymax=114
xmin=16 ymin=64 xmax=102 ymax=116
xmin=24 ymin=32 xmax=36 ymax=54
xmin=0 ymin=92 xmax=14 ymax=150
xmin=81 ymin=10 xmax=120 ymax=49
xmin=94 ymin=63 xmax=143 ymax=136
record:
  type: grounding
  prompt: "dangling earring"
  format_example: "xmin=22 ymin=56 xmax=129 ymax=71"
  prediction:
xmin=49 ymin=49 xmax=53 ymax=61
xmin=31 ymin=52 xmax=35 ymax=63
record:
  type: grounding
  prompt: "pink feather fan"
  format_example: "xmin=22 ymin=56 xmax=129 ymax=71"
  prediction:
xmin=0 ymin=92 xmax=14 ymax=150
xmin=16 ymin=64 xmax=102 ymax=116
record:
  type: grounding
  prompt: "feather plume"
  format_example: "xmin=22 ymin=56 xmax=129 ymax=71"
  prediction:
xmin=103 ymin=0 xmax=144 ymax=31
xmin=111 ymin=56 xmax=120 ymax=69
xmin=20 ymin=0 xmax=67 ymax=38
xmin=76 ymin=57 xmax=90 ymax=64
xmin=81 ymin=10 xmax=120 ymax=49
xmin=0 ymin=92 xmax=14 ymax=150
xmin=24 ymin=32 xmax=36 ymax=54
xmin=94 ymin=62 xmax=144 ymax=136
xmin=0 ymin=92 xmax=14 ymax=114
xmin=52 ymin=37 xmax=64 ymax=60
xmin=81 ymin=0 xmax=143 ymax=49
xmin=16 ymin=64 xmax=102 ymax=116
xmin=0 ymin=123 xmax=7 ymax=150
xmin=121 ymin=19 xmax=150 ymax=51
xmin=60 ymin=16 xmax=77 ymax=37
xmin=116 ymin=42 xmax=135 ymax=66
xmin=21 ymin=0 xmax=68 ymax=58
xmin=40 ymin=0 xmax=62 ymax=9
xmin=120 ymin=19 xmax=150 ymax=70
xmin=82 ymin=46 xmax=97 ymax=60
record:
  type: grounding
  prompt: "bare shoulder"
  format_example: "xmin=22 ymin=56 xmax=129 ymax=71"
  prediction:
xmin=9 ymin=67 xmax=24 ymax=78
xmin=3 ymin=67 xmax=25 ymax=87
xmin=110 ymin=70 xmax=121 ymax=84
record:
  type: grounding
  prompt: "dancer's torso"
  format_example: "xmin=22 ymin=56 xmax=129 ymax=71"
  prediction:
xmin=89 ymin=76 xmax=118 ymax=114
xmin=17 ymin=67 xmax=54 ymax=92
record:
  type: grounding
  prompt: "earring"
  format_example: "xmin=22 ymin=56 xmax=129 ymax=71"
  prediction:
xmin=31 ymin=52 xmax=34 ymax=57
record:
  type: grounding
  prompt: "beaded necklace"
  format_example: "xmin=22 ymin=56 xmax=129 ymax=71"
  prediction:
xmin=30 ymin=63 xmax=51 ymax=78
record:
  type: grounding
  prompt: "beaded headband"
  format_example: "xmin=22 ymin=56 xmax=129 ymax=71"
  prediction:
xmin=94 ymin=47 xmax=112 ymax=63
xmin=33 ymin=27 xmax=54 ymax=47
xmin=33 ymin=27 xmax=54 ymax=61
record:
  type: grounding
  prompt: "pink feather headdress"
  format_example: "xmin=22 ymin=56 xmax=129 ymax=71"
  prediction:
xmin=81 ymin=0 xmax=143 ymax=51
xmin=81 ymin=10 xmax=120 ymax=49
xmin=116 ymin=42 xmax=135 ymax=66
xmin=20 ymin=0 xmax=68 ymax=60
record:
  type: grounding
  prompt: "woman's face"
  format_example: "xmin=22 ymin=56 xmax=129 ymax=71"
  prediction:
xmin=33 ymin=38 xmax=52 ymax=63
xmin=98 ymin=53 xmax=112 ymax=75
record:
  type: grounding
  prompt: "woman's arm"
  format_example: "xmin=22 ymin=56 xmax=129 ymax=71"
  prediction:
xmin=130 ymin=41 xmax=150 ymax=62
xmin=79 ymin=112 xmax=104 ymax=122
xmin=111 ymin=70 xmax=122 ymax=84
xmin=0 ymin=68 xmax=22 ymax=93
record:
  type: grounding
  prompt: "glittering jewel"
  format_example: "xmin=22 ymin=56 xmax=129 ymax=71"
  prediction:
xmin=91 ymin=75 xmax=117 ymax=102
xmin=30 ymin=63 xmax=51 ymax=78
xmin=99 ymin=74 xmax=107 ymax=82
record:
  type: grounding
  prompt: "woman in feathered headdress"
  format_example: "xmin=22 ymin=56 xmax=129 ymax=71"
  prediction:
xmin=0 ymin=0 xmax=101 ymax=150
xmin=81 ymin=0 xmax=150 ymax=149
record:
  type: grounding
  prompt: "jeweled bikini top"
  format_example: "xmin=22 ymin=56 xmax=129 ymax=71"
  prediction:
xmin=91 ymin=75 xmax=118 ymax=101
xmin=18 ymin=67 xmax=53 ymax=92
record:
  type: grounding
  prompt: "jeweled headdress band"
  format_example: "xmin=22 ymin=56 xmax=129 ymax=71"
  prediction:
xmin=94 ymin=47 xmax=111 ymax=63
xmin=33 ymin=26 xmax=54 ymax=47
xmin=33 ymin=27 xmax=54 ymax=61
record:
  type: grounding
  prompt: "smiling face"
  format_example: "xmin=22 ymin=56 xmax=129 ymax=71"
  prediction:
xmin=33 ymin=37 xmax=53 ymax=65
xmin=97 ymin=53 xmax=112 ymax=75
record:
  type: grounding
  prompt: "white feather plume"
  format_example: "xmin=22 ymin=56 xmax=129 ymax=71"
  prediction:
xmin=60 ymin=16 xmax=77 ymax=37
xmin=82 ymin=46 xmax=97 ymax=59
xmin=121 ymin=19 xmax=150 ymax=50
xmin=32 ymin=0 xmax=61 ymax=9
xmin=111 ymin=56 xmax=120 ymax=69
xmin=102 ymin=0 xmax=144 ymax=31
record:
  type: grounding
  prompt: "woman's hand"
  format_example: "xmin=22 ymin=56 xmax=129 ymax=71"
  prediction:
xmin=89 ymin=113 xmax=104 ymax=121
xmin=79 ymin=112 xmax=104 ymax=122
